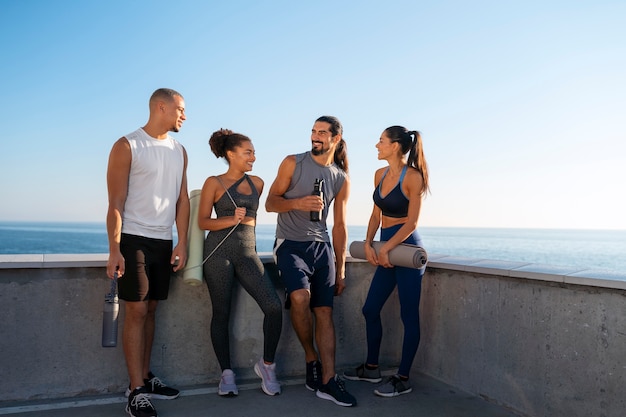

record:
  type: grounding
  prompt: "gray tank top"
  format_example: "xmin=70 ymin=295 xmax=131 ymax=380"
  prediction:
xmin=276 ymin=152 xmax=347 ymax=242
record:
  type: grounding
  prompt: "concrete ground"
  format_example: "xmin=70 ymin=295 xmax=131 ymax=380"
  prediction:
xmin=0 ymin=369 xmax=522 ymax=417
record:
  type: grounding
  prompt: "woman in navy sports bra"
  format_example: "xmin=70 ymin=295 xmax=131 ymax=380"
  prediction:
xmin=343 ymin=125 xmax=430 ymax=398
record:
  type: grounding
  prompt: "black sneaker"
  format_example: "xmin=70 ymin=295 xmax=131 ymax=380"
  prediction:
xmin=126 ymin=387 xmax=157 ymax=417
xmin=144 ymin=372 xmax=180 ymax=400
xmin=316 ymin=375 xmax=357 ymax=407
xmin=305 ymin=360 xmax=322 ymax=391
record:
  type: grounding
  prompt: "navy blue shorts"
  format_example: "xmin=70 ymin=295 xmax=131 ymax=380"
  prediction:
xmin=274 ymin=239 xmax=335 ymax=308
xmin=118 ymin=233 xmax=173 ymax=302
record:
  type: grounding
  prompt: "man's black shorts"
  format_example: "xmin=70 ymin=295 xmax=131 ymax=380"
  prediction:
xmin=119 ymin=233 xmax=173 ymax=301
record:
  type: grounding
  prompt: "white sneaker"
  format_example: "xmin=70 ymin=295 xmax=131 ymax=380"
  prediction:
xmin=254 ymin=358 xmax=281 ymax=396
xmin=218 ymin=369 xmax=238 ymax=396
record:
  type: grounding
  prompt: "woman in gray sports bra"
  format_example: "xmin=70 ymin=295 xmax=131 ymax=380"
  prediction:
xmin=344 ymin=125 xmax=430 ymax=398
xmin=198 ymin=129 xmax=283 ymax=397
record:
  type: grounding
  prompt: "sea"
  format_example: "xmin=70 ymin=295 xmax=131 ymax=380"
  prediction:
xmin=1 ymin=221 xmax=625 ymax=273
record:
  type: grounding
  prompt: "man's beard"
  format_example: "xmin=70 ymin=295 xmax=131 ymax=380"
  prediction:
xmin=311 ymin=144 xmax=331 ymax=156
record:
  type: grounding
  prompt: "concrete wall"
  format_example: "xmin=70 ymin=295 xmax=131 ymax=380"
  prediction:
xmin=1 ymin=254 xmax=626 ymax=417
xmin=0 ymin=255 xmax=403 ymax=402
xmin=415 ymin=257 xmax=626 ymax=417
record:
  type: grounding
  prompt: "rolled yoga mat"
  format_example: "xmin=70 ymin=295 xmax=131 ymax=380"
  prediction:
xmin=349 ymin=240 xmax=428 ymax=269
xmin=183 ymin=189 xmax=205 ymax=286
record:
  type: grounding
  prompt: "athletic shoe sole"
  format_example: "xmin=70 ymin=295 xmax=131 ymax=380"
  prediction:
xmin=343 ymin=374 xmax=382 ymax=383
xmin=218 ymin=388 xmax=238 ymax=397
xmin=374 ymin=386 xmax=413 ymax=397
xmin=315 ymin=390 xmax=356 ymax=407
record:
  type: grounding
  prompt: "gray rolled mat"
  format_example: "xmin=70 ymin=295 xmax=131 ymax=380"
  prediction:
xmin=349 ymin=241 xmax=428 ymax=269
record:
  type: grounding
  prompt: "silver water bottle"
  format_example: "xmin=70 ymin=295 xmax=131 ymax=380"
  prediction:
xmin=101 ymin=271 xmax=119 ymax=347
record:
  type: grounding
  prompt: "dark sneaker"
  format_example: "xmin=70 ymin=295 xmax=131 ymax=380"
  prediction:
xmin=374 ymin=375 xmax=412 ymax=397
xmin=343 ymin=364 xmax=382 ymax=383
xmin=144 ymin=373 xmax=180 ymax=400
xmin=305 ymin=360 xmax=322 ymax=391
xmin=316 ymin=375 xmax=357 ymax=407
xmin=126 ymin=387 xmax=157 ymax=417
xmin=124 ymin=373 xmax=180 ymax=400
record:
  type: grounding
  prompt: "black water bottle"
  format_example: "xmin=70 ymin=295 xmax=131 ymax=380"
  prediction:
xmin=101 ymin=271 xmax=119 ymax=347
xmin=310 ymin=178 xmax=324 ymax=222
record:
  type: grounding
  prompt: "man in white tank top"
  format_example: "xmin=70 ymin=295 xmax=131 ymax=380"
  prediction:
xmin=106 ymin=88 xmax=189 ymax=417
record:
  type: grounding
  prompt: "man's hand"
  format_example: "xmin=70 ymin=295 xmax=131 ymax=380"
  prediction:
xmin=107 ymin=252 xmax=125 ymax=279
xmin=335 ymin=276 xmax=346 ymax=296
xmin=171 ymin=244 xmax=188 ymax=272
xmin=299 ymin=195 xmax=324 ymax=212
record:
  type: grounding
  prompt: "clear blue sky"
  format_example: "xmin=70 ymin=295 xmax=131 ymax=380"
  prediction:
xmin=1 ymin=0 xmax=624 ymax=229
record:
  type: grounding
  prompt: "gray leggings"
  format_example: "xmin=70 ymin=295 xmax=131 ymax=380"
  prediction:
xmin=203 ymin=224 xmax=282 ymax=370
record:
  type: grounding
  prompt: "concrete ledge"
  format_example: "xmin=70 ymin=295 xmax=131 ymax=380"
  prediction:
xmin=0 ymin=254 xmax=109 ymax=269
xmin=1 ymin=252 xmax=625 ymax=417
xmin=3 ymin=252 xmax=625 ymax=289
xmin=427 ymin=253 xmax=626 ymax=290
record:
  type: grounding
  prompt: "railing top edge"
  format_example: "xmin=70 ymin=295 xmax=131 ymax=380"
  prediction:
xmin=1 ymin=253 xmax=624 ymax=291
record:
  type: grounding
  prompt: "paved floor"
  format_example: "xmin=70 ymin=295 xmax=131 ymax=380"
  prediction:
xmin=0 ymin=370 xmax=522 ymax=417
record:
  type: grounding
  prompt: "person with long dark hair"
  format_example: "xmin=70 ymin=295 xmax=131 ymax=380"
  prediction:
xmin=265 ymin=116 xmax=357 ymax=407
xmin=198 ymin=129 xmax=283 ymax=397
xmin=344 ymin=125 xmax=430 ymax=397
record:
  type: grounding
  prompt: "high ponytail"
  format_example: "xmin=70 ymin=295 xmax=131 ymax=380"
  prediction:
xmin=407 ymin=130 xmax=429 ymax=196
xmin=384 ymin=126 xmax=430 ymax=196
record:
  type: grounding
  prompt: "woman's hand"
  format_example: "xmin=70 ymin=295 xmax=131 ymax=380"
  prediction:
xmin=377 ymin=245 xmax=393 ymax=268
xmin=364 ymin=242 xmax=378 ymax=266
xmin=233 ymin=207 xmax=247 ymax=224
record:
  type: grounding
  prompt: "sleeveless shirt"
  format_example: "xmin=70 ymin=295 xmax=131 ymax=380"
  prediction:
xmin=276 ymin=152 xmax=347 ymax=242
xmin=214 ymin=175 xmax=259 ymax=219
xmin=121 ymin=128 xmax=185 ymax=240
xmin=372 ymin=165 xmax=410 ymax=218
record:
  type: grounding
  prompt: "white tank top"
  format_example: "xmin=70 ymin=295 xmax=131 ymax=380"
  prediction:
xmin=121 ymin=128 xmax=185 ymax=240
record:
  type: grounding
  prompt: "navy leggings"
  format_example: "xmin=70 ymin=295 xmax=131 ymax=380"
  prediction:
xmin=362 ymin=224 xmax=425 ymax=377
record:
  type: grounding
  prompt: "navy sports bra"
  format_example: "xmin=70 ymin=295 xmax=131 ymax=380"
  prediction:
xmin=372 ymin=166 xmax=409 ymax=218
xmin=214 ymin=175 xmax=259 ymax=219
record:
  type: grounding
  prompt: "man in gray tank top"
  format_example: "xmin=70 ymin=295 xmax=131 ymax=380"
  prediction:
xmin=265 ymin=116 xmax=356 ymax=407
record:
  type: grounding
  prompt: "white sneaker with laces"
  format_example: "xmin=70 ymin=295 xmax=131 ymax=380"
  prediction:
xmin=218 ymin=369 xmax=239 ymax=396
xmin=254 ymin=358 xmax=281 ymax=396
